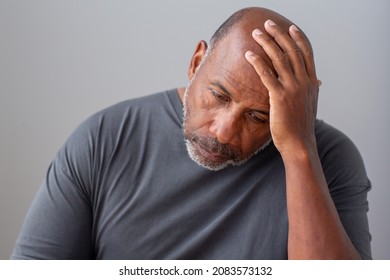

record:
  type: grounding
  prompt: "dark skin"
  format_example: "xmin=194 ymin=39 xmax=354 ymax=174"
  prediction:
xmin=179 ymin=8 xmax=361 ymax=259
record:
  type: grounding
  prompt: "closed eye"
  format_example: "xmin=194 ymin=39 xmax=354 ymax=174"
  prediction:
xmin=211 ymin=89 xmax=230 ymax=103
xmin=247 ymin=111 xmax=268 ymax=124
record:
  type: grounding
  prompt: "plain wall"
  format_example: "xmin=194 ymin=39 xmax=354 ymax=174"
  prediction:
xmin=1 ymin=0 xmax=389 ymax=259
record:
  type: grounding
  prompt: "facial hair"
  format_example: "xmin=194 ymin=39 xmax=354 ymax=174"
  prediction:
xmin=182 ymin=86 xmax=272 ymax=171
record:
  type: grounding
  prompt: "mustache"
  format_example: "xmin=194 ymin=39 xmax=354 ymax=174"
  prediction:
xmin=188 ymin=134 xmax=241 ymax=160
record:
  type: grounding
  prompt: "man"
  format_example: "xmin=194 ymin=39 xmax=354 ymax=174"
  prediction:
xmin=11 ymin=7 xmax=371 ymax=259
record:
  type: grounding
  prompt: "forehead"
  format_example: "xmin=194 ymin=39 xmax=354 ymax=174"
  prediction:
xmin=203 ymin=29 xmax=270 ymax=103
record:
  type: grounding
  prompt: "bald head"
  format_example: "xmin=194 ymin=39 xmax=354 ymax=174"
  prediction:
xmin=192 ymin=7 xmax=311 ymax=95
xmin=209 ymin=7 xmax=296 ymax=52
xmin=188 ymin=7 xmax=298 ymax=98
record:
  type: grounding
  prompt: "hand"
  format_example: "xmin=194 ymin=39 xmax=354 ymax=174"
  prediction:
xmin=245 ymin=20 xmax=321 ymax=157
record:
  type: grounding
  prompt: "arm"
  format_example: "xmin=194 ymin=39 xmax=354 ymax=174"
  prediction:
xmin=11 ymin=118 xmax=96 ymax=259
xmin=245 ymin=20 xmax=362 ymax=259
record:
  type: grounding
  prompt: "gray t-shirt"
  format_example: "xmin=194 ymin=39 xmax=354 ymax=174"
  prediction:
xmin=11 ymin=89 xmax=372 ymax=259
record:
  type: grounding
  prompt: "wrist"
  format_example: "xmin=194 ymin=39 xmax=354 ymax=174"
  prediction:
xmin=278 ymin=138 xmax=318 ymax=162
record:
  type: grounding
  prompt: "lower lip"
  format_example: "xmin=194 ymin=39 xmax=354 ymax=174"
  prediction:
xmin=196 ymin=143 xmax=228 ymax=162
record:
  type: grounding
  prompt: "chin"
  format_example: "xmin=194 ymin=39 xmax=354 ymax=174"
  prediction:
xmin=185 ymin=138 xmax=269 ymax=171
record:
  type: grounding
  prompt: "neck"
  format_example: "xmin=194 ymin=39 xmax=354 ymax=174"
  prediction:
xmin=177 ymin=87 xmax=186 ymax=103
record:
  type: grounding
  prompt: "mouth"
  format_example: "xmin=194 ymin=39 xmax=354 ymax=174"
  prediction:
xmin=195 ymin=142 xmax=230 ymax=163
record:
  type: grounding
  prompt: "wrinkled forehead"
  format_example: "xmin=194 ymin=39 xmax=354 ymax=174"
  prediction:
xmin=205 ymin=28 xmax=270 ymax=97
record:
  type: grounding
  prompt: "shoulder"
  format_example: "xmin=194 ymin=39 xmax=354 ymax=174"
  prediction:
xmin=52 ymin=90 xmax=178 ymax=191
xmin=315 ymin=120 xmax=364 ymax=167
xmin=57 ymin=90 xmax=176 ymax=165
xmin=72 ymin=89 xmax=178 ymax=136
xmin=61 ymin=88 xmax=182 ymax=157
xmin=315 ymin=120 xmax=352 ymax=145
xmin=90 ymin=90 xmax=174 ymax=122
xmin=314 ymin=120 xmax=370 ymax=190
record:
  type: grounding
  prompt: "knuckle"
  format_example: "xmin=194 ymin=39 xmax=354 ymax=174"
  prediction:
xmin=304 ymin=49 xmax=314 ymax=58
xmin=262 ymin=68 xmax=275 ymax=78
xmin=276 ymin=51 xmax=289 ymax=63
xmin=300 ymin=47 xmax=313 ymax=58
xmin=288 ymin=46 xmax=302 ymax=56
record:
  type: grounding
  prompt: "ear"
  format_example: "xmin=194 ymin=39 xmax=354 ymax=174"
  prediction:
xmin=188 ymin=40 xmax=208 ymax=80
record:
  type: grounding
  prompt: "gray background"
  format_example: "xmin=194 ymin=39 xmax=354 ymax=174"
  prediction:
xmin=1 ymin=0 xmax=389 ymax=259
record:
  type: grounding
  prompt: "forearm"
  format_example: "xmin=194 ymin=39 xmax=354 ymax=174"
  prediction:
xmin=283 ymin=145 xmax=361 ymax=259
xmin=244 ymin=19 xmax=363 ymax=259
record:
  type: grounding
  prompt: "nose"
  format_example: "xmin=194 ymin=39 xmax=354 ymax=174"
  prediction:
xmin=209 ymin=112 xmax=241 ymax=145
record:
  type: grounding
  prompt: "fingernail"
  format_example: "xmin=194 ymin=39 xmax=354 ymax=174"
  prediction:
xmin=267 ymin=19 xmax=276 ymax=26
xmin=245 ymin=51 xmax=254 ymax=58
xmin=253 ymin=29 xmax=262 ymax=36
xmin=291 ymin=24 xmax=299 ymax=32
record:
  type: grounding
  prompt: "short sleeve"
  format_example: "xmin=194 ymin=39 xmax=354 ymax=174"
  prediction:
xmin=10 ymin=115 xmax=100 ymax=259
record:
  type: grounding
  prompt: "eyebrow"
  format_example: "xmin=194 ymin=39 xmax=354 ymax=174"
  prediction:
xmin=211 ymin=81 xmax=232 ymax=98
xmin=210 ymin=81 xmax=270 ymax=116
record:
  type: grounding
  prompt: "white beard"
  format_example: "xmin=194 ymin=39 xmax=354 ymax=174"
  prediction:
xmin=184 ymin=136 xmax=272 ymax=171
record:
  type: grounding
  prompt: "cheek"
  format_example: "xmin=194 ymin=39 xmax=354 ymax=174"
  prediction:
xmin=186 ymin=111 xmax=213 ymax=134
xmin=185 ymin=91 xmax=212 ymax=132
xmin=240 ymin=127 xmax=271 ymax=155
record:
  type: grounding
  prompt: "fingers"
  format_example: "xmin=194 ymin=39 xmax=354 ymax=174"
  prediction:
xmin=245 ymin=19 xmax=317 ymax=84
xmin=249 ymin=26 xmax=295 ymax=84
xmin=245 ymin=50 xmax=282 ymax=94
xmin=288 ymin=24 xmax=317 ymax=81
xmin=263 ymin=20 xmax=306 ymax=79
